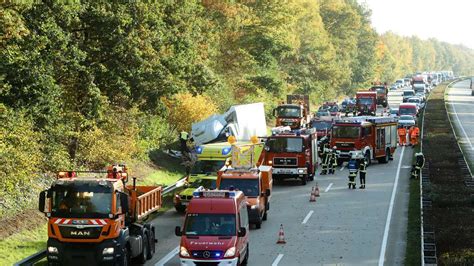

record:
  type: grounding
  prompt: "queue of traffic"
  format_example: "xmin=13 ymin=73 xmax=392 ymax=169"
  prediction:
xmin=36 ymin=71 xmax=452 ymax=265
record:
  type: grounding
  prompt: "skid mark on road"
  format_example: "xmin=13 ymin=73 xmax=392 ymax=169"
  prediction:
xmin=272 ymin=254 xmax=284 ymax=266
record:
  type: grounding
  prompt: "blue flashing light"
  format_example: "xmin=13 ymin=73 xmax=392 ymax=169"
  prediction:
xmin=221 ymin=147 xmax=231 ymax=155
xmin=196 ymin=146 xmax=203 ymax=154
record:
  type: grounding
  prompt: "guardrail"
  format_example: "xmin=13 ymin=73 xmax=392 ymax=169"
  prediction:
xmin=14 ymin=175 xmax=187 ymax=265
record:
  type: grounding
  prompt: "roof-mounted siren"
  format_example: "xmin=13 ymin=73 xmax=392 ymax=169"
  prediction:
xmin=107 ymin=164 xmax=129 ymax=182
xmin=57 ymin=171 xmax=76 ymax=179
xmin=271 ymin=126 xmax=292 ymax=135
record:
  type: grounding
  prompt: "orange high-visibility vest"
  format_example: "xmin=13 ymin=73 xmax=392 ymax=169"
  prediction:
xmin=398 ymin=128 xmax=406 ymax=136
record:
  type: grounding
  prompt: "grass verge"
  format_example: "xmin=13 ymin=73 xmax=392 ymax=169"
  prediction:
xmin=0 ymin=223 xmax=47 ymax=265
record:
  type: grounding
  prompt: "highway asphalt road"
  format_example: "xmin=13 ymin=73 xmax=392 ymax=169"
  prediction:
xmin=145 ymin=146 xmax=414 ymax=266
xmin=446 ymin=79 xmax=474 ymax=174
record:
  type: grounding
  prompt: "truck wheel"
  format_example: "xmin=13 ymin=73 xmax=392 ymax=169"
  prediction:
xmin=337 ymin=159 xmax=344 ymax=166
xmin=119 ymin=247 xmax=130 ymax=266
xmin=241 ymin=243 xmax=249 ymax=265
xmin=378 ymin=150 xmax=390 ymax=164
xmin=138 ymin=234 xmax=148 ymax=264
xmin=175 ymin=205 xmax=186 ymax=213
xmin=147 ymin=230 xmax=155 ymax=259
xmin=301 ymin=175 xmax=307 ymax=185
xmin=255 ymin=220 xmax=262 ymax=229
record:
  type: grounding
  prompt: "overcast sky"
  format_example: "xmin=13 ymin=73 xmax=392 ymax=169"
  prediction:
xmin=357 ymin=0 xmax=474 ymax=49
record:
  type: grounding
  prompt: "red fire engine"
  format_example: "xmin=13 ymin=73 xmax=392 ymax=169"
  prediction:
xmin=330 ymin=117 xmax=398 ymax=165
xmin=260 ymin=127 xmax=318 ymax=185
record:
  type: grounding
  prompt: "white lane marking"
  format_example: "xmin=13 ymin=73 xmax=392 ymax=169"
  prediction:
xmin=378 ymin=146 xmax=405 ymax=266
xmin=272 ymin=254 xmax=284 ymax=266
xmin=450 ymin=102 xmax=474 ymax=150
xmin=325 ymin=183 xmax=333 ymax=192
xmin=155 ymin=246 xmax=179 ymax=266
xmin=401 ymin=165 xmax=411 ymax=168
xmin=340 ymin=166 xmax=345 ymax=171
xmin=302 ymin=210 xmax=314 ymax=224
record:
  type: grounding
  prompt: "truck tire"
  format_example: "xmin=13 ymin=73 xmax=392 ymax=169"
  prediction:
xmin=147 ymin=230 xmax=155 ymax=259
xmin=255 ymin=217 xmax=262 ymax=229
xmin=175 ymin=205 xmax=186 ymax=213
xmin=241 ymin=243 xmax=249 ymax=265
xmin=119 ymin=246 xmax=130 ymax=266
xmin=138 ymin=234 xmax=148 ymax=264
xmin=301 ymin=175 xmax=307 ymax=185
xmin=378 ymin=150 xmax=390 ymax=164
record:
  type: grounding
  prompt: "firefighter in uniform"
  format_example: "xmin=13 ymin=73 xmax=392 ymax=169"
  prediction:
xmin=327 ymin=148 xmax=334 ymax=174
xmin=398 ymin=126 xmax=407 ymax=146
xmin=411 ymin=152 xmax=425 ymax=179
xmin=321 ymin=148 xmax=330 ymax=175
xmin=329 ymin=147 xmax=338 ymax=174
xmin=347 ymin=156 xmax=358 ymax=189
xmin=359 ymin=159 xmax=367 ymax=189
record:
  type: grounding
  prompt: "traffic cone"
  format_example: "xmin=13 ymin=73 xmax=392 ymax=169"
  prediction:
xmin=315 ymin=183 xmax=320 ymax=197
xmin=309 ymin=187 xmax=316 ymax=202
xmin=276 ymin=224 xmax=286 ymax=244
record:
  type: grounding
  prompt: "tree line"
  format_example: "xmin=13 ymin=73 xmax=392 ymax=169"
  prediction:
xmin=1 ymin=0 xmax=473 ymax=217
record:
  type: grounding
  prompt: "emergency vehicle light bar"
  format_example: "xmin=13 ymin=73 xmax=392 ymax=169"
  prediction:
xmin=193 ymin=190 xmax=236 ymax=198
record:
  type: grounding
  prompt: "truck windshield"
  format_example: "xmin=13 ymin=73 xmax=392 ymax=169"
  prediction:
xmin=51 ymin=183 xmax=112 ymax=218
xmin=357 ymin=98 xmax=373 ymax=105
xmin=184 ymin=214 xmax=236 ymax=236
xmin=332 ymin=125 xmax=360 ymax=139
xmin=266 ymin=137 xmax=303 ymax=153
xmin=311 ymin=121 xmax=332 ymax=130
xmin=191 ymin=160 xmax=225 ymax=175
xmin=189 ymin=178 xmax=216 ymax=189
xmin=399 ymin=107 xmax=416 ymax=115
xmin=276 ymin=106 xmax=301 ymax=118
xmin=375 ymin=88 xmax=386 ymax=94
xmin=219 ymin=179 xmax=260 ymax=197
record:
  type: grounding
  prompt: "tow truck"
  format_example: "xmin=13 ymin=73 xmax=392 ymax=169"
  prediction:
xmin=217 ymin=136 xmax=272 ymax=229
xmin=260 ymin=126 xmax=318 ymax=185
xmin=38 ymin=164 xmax=161 ymax=265
xmin=330 ymin=117 xmax=398 ymax=165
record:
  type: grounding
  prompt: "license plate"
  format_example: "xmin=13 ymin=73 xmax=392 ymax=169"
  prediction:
xmin=182 ymin=202 xmax=189 ymax=206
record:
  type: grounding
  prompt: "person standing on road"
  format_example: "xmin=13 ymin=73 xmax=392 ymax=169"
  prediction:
xmin=359 ymin=159 xmax=367 ymax=189
xmin=347 ymin=157 xmax=358 ymax=189
xmin=321 ymin=148 xmax=330 ymax=175
xmin=327 ymin=149 xmax=335 ymax=174
xmin=411 ymin=126 xmax=420 ymax=147
xmin=398 ymin=126 xmax=407 ymax=146
xmin=408 ymin=126 xmax=415 ymax=146
xmin=330 ymin=147 xmax=338 ymax=175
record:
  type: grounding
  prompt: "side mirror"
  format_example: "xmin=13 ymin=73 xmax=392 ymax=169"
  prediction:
xmin=38 ymin=190 xmax=47 ymax=213
xmin=265 ymin=189 xmax=271 ymax=197
xmin=175 ymin=226 xmax=182 ymax=236
xmin=272 ymin=108 xmax=277 ymax=117
xmin=119 ymin=192 xmax=129 ymax=214
xmin=238 ymin=227 xmax=246 ymax=237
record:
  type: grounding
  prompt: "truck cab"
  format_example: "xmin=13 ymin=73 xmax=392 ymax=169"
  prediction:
xmin=175 ymin=190 xmax=249 ymax=266
xmin=369 ymin=84 xmax=388 ymax=107
xmin=39 ymin=166 xmax=161 ymax=265
xmin=273 ymin=94 xmax=310 ymax=130
xmin=399 ymin=103 xmax=418 ymax=117
xmin=356 ymin=91 xmax=377 ymax=116
xmin=330 ymin=117 xmax=398 ymax=164
xmin=261 ymin=127 xmax=318 ymax=185
xmin=217 ymin=166 xmax=272 ymax=229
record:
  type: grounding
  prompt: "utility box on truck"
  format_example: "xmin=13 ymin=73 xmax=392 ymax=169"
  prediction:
xmin=38 ymin=165 xmax=161 ymax=265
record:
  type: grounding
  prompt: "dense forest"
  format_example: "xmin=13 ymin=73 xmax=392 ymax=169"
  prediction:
xmin=1 ymin=0 xmax=474 ymax=218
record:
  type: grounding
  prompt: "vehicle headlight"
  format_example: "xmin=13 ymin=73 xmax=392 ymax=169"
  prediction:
xmin=251 ymin=205 xmax=258 ymax=210
xmin=48 ymin=246 xmax=58 ymax=254
xmin=180 ymin=246 xmax=190 ymax=257
xmin=298 ymin=169 xmax=304 ymax=174
xmin=102 ymin=247 xmax=114 ymax=255
xmin=268 ymin=160 xmax=272 ymax=165
xmin=224 ymin=247 xmax=236 ymax=258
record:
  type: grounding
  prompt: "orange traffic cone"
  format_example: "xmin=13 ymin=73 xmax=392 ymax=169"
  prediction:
xmin=309 ymin=187 xmax=316 ymax=202
xmin=315 ymin=183 xmax=320 ymax=197
xmin=276 ymin=224 xmax=286 ymax=244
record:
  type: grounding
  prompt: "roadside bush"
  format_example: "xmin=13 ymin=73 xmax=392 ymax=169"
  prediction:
xmin=138 ymin=114 xmax=175 ymax=155
xmin=0 ymin=107 xmax=42 ymax=219
xmin=162 ymin=92 xmax=218 ymax=133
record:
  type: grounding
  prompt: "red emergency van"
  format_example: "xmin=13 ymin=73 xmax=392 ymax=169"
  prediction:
xmin=175 ymin=190 xmax=249 ymax=266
